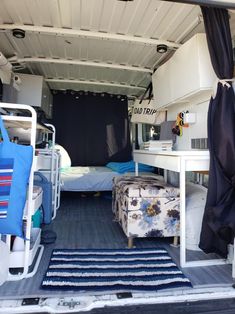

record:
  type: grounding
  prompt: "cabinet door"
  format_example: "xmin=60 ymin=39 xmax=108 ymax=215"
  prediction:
xmin=17 ymin=74 xmax=53 ymax=118
xmin=152 ymin=34 xmax=216 ymax=109
xmin=152 ymin=60 xmax=172 ymax=109
xmin=17 ymin=74 xmax=43 ymax=107
xmin=170 ymin=34 xmax=216 ymax=101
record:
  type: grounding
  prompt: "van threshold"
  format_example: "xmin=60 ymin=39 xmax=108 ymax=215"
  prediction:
xmin=1 ymin=286 xmax=235 ymax=314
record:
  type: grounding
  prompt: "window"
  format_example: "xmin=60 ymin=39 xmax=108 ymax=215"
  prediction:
xmin=142 ymin=124 xmax=160 ymax=142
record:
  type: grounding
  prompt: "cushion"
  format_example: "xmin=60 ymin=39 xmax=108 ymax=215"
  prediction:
xmin=55 ymin=144 xmax=71 ymax=169
xmin=106 ymin=160 xmax=154 ymax=174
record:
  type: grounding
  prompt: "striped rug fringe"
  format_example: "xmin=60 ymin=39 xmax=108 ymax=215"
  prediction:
xmin=42 ymin=248 xmax=192 ymax=291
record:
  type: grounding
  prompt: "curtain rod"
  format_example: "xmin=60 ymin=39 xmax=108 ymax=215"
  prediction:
xmin=162 ymin=0 xmax=235 ymax=9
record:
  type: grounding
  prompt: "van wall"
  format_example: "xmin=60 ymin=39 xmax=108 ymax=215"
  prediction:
xmin=167 ymin=98 xmax=210 ymax=151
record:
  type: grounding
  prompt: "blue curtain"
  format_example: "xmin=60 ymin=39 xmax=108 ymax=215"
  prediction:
xmin=199 ymin=7 xmax=235 ymax=257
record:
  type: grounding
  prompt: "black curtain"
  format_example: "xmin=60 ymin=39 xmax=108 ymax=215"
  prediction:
xmin=0 ymin=79 xmax=3 ymax=101
xmin=199 ymin=7 xmax=235 ymax=257
xmin=52 ymin=91 xmax=132 ymax=166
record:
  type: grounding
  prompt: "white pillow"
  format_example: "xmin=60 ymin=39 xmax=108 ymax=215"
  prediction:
xmin=55 ymin=144 xmax=71 ymax=169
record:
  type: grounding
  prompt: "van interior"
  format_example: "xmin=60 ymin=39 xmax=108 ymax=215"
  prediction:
xmin=0 ymin=0 xmax=235 ymax=313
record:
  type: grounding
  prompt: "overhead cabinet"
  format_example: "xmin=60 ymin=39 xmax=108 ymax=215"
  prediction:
xmin=17 ymin=74 xmax=53 ymax=118
xmin=152 ymin=34 xmax=217 ymax=109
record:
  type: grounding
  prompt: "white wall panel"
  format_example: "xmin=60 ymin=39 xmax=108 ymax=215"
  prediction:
xmin=0 ymin=1 xmax=13 ymax=24
xmin=133 ymin=0 xmax=162 ymax=37
xmin=28 ymin=62 xmax=149 ymax=87
xmin=0 ymin=34 xmax=15 ymax=56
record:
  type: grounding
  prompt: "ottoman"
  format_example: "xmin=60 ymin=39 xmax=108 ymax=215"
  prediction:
xmin=112 ymin=176 xmax=180 ymax=248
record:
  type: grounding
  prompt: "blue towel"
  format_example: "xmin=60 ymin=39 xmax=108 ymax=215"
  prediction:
xmin=106 ymin=161 xmax=154 ymax=174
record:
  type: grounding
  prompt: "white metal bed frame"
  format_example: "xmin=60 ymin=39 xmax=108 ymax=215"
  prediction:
xmin=0 ymin=102 xmax=44 ymax=280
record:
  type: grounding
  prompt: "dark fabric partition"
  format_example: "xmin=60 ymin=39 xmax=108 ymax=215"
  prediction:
xmin=52 ymin=91 xmax=132 ymax=166
xmin=199 ymin=7 xmax=235 ymax=257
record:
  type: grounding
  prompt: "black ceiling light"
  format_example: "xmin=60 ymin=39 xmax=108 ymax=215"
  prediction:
xmin=12 ymin=29 xmax=25 ymax=39
xmin=157 ymin=44 xmax=168 ymax=53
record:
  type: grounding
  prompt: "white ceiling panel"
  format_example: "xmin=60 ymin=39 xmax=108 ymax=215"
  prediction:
xmin=28 ymin=62 xmax=150 ymax=86
xmin=0 ymin=0 xmax=234 ymax=97
xmin=48 ymin=81 xmax=144 ymax=97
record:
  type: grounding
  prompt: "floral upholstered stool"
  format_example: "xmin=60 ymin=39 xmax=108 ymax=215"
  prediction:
xmin=112 ymin=176 xmax=180 ymax=248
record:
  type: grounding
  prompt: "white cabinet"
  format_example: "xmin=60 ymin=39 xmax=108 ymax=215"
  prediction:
xmin=17 ymin=74 xmax=52 ymax=118
xmin=152 ymin=34 xmax=217 ymax=110
xmin=152 ymin=61 xmax=172 ymax=108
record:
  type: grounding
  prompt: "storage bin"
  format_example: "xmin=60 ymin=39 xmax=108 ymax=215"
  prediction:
xmin=32 ymin=209 xmax=42 ymax=228
xmin=34 ymin=172 xmax=52 ymax=224
xmin=113 ymin=176 xmax=180 ymax=246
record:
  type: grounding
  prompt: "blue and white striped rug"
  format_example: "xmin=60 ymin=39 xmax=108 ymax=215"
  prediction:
xmin=42 ymin=248 xmax=192 ymax=291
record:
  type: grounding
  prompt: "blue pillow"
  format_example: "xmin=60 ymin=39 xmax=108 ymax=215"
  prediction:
xmin=106 ymin=160 xmax=154 ymax=174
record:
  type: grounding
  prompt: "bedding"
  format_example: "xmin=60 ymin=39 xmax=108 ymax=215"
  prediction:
xmin=57 ymin=145 xmax=156 ymax=192
xmin=60 ymin=166 xmax=158 ymax=192
xmin=61 ymin=166 xmax=121 ymax=191
xmin=54 ymin=144 xmax=71 ymax=169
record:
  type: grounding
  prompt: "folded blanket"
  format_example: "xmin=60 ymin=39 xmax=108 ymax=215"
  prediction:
xmin=106 ymin=160 xmax=154 ymax=174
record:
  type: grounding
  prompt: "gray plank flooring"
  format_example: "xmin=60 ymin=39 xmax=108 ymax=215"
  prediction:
xmin=0 ymin=192 xmax=233 ymax=299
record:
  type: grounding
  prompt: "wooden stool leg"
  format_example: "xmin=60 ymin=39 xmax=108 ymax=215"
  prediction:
xmin=112 ymin=212 xmax=119 ymax=222
xmin=171 ymin=236 xmax=179 ymax=247
xmin=128 ymin=237 xmax=134 ymax=249
xmin=232 ymin=239 xmax=235 ymax=278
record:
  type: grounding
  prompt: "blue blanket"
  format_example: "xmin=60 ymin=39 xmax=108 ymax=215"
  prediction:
xmin=106 ymin=160 xmax=154 ymax=174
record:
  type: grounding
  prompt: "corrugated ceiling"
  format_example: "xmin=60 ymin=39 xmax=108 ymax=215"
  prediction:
xmin=0 ymin=0 xmax=234 ymax=97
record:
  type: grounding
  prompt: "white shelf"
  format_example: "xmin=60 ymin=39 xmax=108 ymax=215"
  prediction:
xmin=9 ymin=228 xmax=41 ymax=268
xmin=134 ymin=149 xmax=210 ymax=172
xmin=36 ymin=154 xmax=59 ymax=172
xmin=36 ymin=145 xmax=61 ymax=221
xmin=36 ymin=154 xmax=52 ymax=170
xmin=23 ymin=188 xmax=43 ymax=218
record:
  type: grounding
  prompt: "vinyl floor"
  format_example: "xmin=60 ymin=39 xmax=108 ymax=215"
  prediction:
xmin=0 ymin=192 xmax=233 ymax=299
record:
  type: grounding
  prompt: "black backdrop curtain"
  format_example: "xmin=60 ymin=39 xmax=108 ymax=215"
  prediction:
xmin=52 ymin=91 xmax=132 ymax=166
xmin=199 ymin=7 xmax=235 ymax=257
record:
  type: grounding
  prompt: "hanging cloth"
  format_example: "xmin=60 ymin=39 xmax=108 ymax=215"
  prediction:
xmin=199 ymin=7 xmax=235 ymax=257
